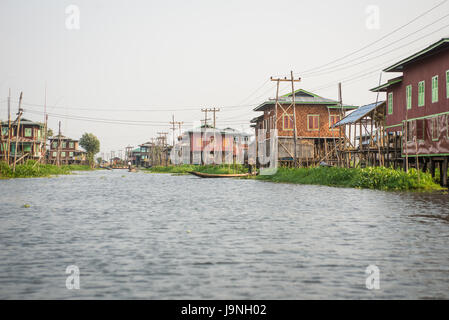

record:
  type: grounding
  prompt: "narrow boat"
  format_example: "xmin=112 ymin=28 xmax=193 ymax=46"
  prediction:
xmin=189 ymin=171 xmax=251 ymax=178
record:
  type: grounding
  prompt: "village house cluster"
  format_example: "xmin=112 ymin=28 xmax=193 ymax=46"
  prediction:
xmin=250 ymin=37 xmax=449 ymax=186
xmin=0 ymin=117 xmax=87 ymax=166
xmin=1 ymin=38 xmax=448 ymax=186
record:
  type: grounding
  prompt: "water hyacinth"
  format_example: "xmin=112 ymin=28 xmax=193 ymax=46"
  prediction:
xmin=256 ymin=166 xmax=442 ymax=191
xmin=0 ymin=160 xmax=92 ymax=179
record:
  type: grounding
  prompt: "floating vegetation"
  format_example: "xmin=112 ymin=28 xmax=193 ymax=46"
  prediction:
xmin=0 ymin=160 xmax=92 ymax=179
xmin=256 ymin=166 xmax=443 ymax=192
xmin=146 ymin=164 xmax=248 ymax=175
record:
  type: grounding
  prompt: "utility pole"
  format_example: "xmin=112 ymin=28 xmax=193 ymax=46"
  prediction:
xmin=7 ymin=89 xmax=11 ymax=163
xmin=13 ymin=92 xmax=24 ymax=172
xmin=56 ymin=121 xmax=62 ymax=166
xmin=270 ymin=74 xmax=301 ymax=167
xmin=169 ymin=115 xmax=184 ymax=147
xmin=338 ymin=83 xmax=343 ymax=167
xmin=157 ymin=132 xmax=168 ymax=166
xmin=201 ymin=108 xmax=220 ymax=128
xmin=43 ymin=85 xmax=48 ymax=164
xmin=201 ymin=108 xmax=209 ymax=127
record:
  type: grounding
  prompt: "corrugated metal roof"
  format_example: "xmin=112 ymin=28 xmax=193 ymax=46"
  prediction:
xmin=332 ymin=101 xmax=385 ymax=127
xmin=1 ymin=118 xmax=44 ymax=126
xmin=185 ymin=127 xmax=251 ymax=136
xmin=384 ymin=38 xmax=449 ymax=72
xmin=370 ymin=76 xmax=403 ymax=92
xmin=254 ymin=89 xmax=340 ymax=112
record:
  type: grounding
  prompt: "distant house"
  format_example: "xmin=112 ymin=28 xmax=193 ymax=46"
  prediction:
xmin=131 ymin=142 xmax=154 ymax=167
xmin=179 ymin=126 xmax=251 ymax=165
xmin=48 ymin=135 xmax=87 ymax=165
xmin=371 ymin=37 xmax=449 ymax=157
xmin=0 ymin=118 xmax=46 ymax=163
xmin=251 ymin=89 xmax=357 ymax=165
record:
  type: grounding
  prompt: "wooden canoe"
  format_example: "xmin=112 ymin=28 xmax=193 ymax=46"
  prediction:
xmin=189 ymin=171 xmax=250 ymax=178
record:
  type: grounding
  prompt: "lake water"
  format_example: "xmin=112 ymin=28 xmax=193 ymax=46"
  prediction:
xmin=0 ymin=170 xmax=448 ymax=299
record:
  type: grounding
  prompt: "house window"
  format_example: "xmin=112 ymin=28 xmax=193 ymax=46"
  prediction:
xmin=24 ymin=144 xmax=31 ymax=152
xmin=61 ymin=152 xmax=66 ymax=157
xmin=388 ymin=92 xmax=393 ymax=115
xmin=69 ymin=152 xmax=74 ymax=157
xmin=1 ymin=127 xmax=7 ymax=136
xmin=416 ymin=119 xmax=425 ymax=141
xmin=431 ymin=117 xmax=439 ymax=141
xmin=52 ymin=152 xmax=57 ymax=157
xmin=432 ymin=75 xmax=439 ymax=103
xmin=406 ymin=85 xmax=412 ymax=110
xmin=52 ymin=142 xmax=57 ymax=148
xmin=418 ymin=81 xmax=425 ymax=107
xmin=307 ymin=115 xmax=319 ymax=131
xmin=62 ymin=142 xmax=67 ymax=148
xmin=283 ymin=114 xmax=294 ymax=130
xmin=329 ymin=114 xmax=340 ymax=129
xmin=24 ymin=128 xmax=32 ymax=137
xmin=69 ymin=142 xmax=74 ymax=148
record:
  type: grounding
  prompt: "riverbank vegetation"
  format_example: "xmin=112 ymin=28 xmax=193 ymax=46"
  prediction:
xmin=146 ymin=164 xmax=442 ymax=191
xmin=0 ymin=160 xmax=92 ymax=179
xmin=145 ymin=164 xmax=248 ymax=175
xmin=255 ymin=166 xmax=443 ymax=191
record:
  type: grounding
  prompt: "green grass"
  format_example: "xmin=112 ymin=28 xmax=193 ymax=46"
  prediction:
xmin=196 ymin=164 xmax=248 ymax=174
xmin=0 ymin=160 xmax=92 ymax=179
xmin=145 ymin=164 xmax=248 ymax=175
xmin=256 ymin=166 xmax=443 ymax=191
xmin=145 ymin=164 xmax=200 ymax=174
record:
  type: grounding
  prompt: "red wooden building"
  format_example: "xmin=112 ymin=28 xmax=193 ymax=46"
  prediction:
xmin=371 ymin=37 xmax=449 ymax=183
xmin=48 ymin=135 xmax=87 ymax=165
xmin=251 ymin=89 xmax=357 ymax=165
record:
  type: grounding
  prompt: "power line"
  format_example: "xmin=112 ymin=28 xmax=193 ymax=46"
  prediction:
xmin=303 ymin=14 xmax=449 ymax=77
xmin=308 ymin=25 xmax=449 ymax=93
xmin=295 ymin=0 xmax=448 ymax=75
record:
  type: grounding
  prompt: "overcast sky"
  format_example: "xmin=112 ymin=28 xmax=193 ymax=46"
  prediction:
xmin=1 ymin=0 xmax=448 ymax=156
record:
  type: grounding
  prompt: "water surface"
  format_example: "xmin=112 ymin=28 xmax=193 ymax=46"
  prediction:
xmin=0 ymin=170 xmax=448 ymax=299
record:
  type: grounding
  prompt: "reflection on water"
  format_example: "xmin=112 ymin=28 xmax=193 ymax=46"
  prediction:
xmin=0 ymin=170 xmax=448 ymax=299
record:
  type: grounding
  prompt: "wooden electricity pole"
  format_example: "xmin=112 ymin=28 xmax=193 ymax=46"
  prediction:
xmin=56 ymin=121 xmax=62 ymax=166
xmin=157 ymin=132 xmax=168 ymax=166
xmin=7 ymin=89 xmax=11 ymax=163
xmin=201 ymin=108 xmax=220 ymax=128
xmin=270 ymin=73 xmax=301 ymax=167
xmin=13 ymin=92 xmax=23 ymax=172
xmin=169 ymin=115 xmax=184 ymax=147
xmin=338 ymin=83 xmax=343 ymax=167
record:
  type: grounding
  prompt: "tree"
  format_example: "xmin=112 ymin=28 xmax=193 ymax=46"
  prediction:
xmin=79 ymin=133 xmax=100 ymax=168
xmin=46 ymin=128 xmax=53 ymax=137
xmin=96 ymin=157 xmax=103 ymax=165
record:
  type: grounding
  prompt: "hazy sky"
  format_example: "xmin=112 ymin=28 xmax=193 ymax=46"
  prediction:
xmin=1 ymin=0 xmax=448 ymax=156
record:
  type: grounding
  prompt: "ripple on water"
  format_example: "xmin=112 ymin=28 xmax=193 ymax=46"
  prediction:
xmin=0 ymin=170 xmax=449 ymax=299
